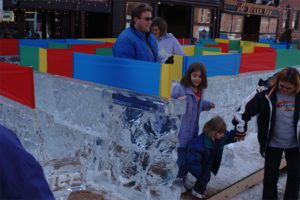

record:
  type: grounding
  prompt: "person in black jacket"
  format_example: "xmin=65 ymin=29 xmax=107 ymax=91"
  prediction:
xmin=233 ymin=67 xmax=300 ymax=200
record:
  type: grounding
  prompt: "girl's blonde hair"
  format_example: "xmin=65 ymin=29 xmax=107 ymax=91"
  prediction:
xmin=180 ymin=62 xmax=207 ymax=90
xmin=269 ymin=67 xmax=300 ymax=94
xmin=203 ymin=116 xmax=227 ymax=138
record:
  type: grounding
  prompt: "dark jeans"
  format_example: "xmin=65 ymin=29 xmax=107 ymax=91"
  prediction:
xmin=192 ymin=169 xmax=211 ymax=194
xmin=176 ymin=147 xmax=188 ymax=178
xmin=263 ymin=147 xmax=300 ymax=200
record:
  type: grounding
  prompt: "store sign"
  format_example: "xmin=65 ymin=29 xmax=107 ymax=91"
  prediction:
xmin=2 ymin=11 xmax=14 ymax=22
xmin=224 ymin=0 xmax=280 ymax=17
xmin=237 ymin=4 xmax=278 ymax=16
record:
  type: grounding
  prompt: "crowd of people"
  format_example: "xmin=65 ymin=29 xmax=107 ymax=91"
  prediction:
xmin=1 ymin=3 xmax=299 ymax=200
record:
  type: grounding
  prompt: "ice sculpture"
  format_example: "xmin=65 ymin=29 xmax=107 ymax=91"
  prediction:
xmin=1 ymin=67 xmax=299 ymax=199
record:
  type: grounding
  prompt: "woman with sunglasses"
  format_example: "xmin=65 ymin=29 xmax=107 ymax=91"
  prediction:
xmin=233 ymin=67 xmax=300 ymax=200
xmin=150 ymin=17 xmax=185 ymax=64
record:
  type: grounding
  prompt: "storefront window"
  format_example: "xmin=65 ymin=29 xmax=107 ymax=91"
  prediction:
xmin=220 ymin=13 xmax=232 ymax=32
xmin=220 ymin=13 xmax=243 ymax=40
xmin=283 ymin=8 xmax=290 ymax=29
xmin=232 ymin=15 xmax=243 ymax=33
xmin=269 ymin=18 xmax=277 ymax=33
xmin=260 ymin=17 xmax=269 ymax=33
xmin=259 ymin=17 xmax=277 ymax=40
xmin=125 ymin=2 xmax=152 ymax=28
xmin=292 ymin=11 xmax=299 ymax=30
xmin=193 ymin=7 xmax=212 ymax=39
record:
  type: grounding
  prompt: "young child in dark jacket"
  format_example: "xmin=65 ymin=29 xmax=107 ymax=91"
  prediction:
xmin=186 ymin=116 xmax=237 ymax=199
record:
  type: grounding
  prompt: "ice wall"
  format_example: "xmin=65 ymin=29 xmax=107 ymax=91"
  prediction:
xmin=1 ymin=67 xmax=299 ymax=199
xmin=0 ymin=72 xmax=184 ymax=200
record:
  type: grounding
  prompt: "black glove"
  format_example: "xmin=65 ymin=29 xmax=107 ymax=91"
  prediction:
xmin=260 ymin=147 xmax=265 ymax=158
xmin=165 ymin=55 xmax=174 ymax=64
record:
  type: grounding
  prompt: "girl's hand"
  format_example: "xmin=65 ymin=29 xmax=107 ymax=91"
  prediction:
xmin=177 ymin=96 xmax=187 ymax=100
xmin=209 ymin=102 xmax=215 ymax=109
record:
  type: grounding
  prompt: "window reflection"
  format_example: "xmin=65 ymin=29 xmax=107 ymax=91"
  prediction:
xmin=259 ymin=17 xmax=277 ymax=40
xmin=283 ymin=9 xmax=290 ymax=29
xmin=193 ymin=7 xmax=212 ymax=39
xmin=220 ymin=13 xmax=243 ymax=40
xmin=292 ymin=11 xmax=299 ymax=30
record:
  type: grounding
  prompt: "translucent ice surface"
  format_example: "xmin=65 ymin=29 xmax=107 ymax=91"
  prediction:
xmin=1 ymin=67 xmax=299 ymax=199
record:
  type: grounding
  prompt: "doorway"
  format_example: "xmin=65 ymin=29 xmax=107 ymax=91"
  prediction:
xmin=158 ymin=4 xmax=191 ymax=38
xmin=85 ymin=12 xmax=111 ymax=38
xmin=242 ymin=15 xmax=261 ymax=42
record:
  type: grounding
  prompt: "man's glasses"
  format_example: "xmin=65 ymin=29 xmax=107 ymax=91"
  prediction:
xmin=141 ymin=17 xmax=152 ymax=21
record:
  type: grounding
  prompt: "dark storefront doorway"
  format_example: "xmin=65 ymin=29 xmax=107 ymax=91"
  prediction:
xmin=242 ymin=15 xmax=261 ymax=42
xmin=85 ymin=12 xmax=111 ymax=38
xmin=158 ymin=4 xmax=191 ymax=38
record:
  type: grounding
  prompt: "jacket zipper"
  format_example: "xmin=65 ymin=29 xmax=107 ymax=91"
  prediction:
xmin=264 ymin=88 xmax=275 ymax=153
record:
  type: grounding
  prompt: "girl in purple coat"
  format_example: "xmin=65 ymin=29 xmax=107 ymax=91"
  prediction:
xmin=172 ymin=62 xmax=215 ymax=192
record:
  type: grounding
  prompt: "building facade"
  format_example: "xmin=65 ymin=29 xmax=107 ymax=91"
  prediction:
xmin=2 ymin=0 xmax=113 ymax=39
xmin=278 ymin=0 xmax=300 ymax=41
xmin=2 ymin=0 xmax=222 ymax=39
xmin=1 ymin=0 xmax=299 ymax=41
xmin=221 ymin=0 xmax=281 ymax=41
xmin=120 ymin=0 xmax=221 ymax=39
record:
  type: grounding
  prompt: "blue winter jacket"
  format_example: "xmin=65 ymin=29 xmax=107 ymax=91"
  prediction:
xmin=0 ymin=125 xmax=55 ymax=200
xmin=186 ymin=131 xmax=236 ymax=180
xmin=113 ymin=26 xmax=159 ymax=62
xmin=172 ymin=84 xmax=212 ymax=147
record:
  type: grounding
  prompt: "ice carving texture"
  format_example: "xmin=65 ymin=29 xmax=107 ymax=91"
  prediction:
xmin=0 ymin=72 xmax=183 ymax=200
xmin=1 ymin=67 xmax=299 ymax=199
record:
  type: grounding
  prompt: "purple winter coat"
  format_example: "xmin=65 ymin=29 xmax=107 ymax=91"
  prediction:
xmin=157 ymin=33 xmax=185 ymax=62
xmin=172 ymin=84 xmax=212 ymax=147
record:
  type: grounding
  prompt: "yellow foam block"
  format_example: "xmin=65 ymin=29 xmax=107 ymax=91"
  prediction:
xmin=240 ymin=41 xmax=254 ymax=47
xmin=242 ymin=46 xmax=254 ymax=53
xmin=160 ymin=64 xmax=172 ymax=99
xmin=172 ymin=55 xmax=183 ymax=81
xmin=202 ymin=51 xmax=227 ymax=55
xmin=80 ymin=38 xmax=116 ymax=43
xmin=254 ymin=43 xmax=270 ymax=47
xmin=182 ymin=45 xmax=195 ymax=56
xmin=38 ymin=48 xmax=47 ymax=73
xmin=215 ymin=38 xmax=229 ymax=43
xmin=98 ymin=38 xmax=116 ymax=43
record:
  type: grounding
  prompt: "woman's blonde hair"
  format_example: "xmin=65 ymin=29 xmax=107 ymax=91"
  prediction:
xmin=203 ymin=116 xmax=227 ymax=138
xmin=269 ymin=67 xmax=300 ymax=94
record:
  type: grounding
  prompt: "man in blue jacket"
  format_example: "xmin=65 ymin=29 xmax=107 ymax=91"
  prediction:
xmin=0 ymin=124 xmax=55 ymax=199
xmin=113 ymin=4 xmax=158 ymax=62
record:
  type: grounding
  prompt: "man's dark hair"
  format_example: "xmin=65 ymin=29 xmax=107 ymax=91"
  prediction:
xmin=130 ymin=4 xmax=152 ymax=27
